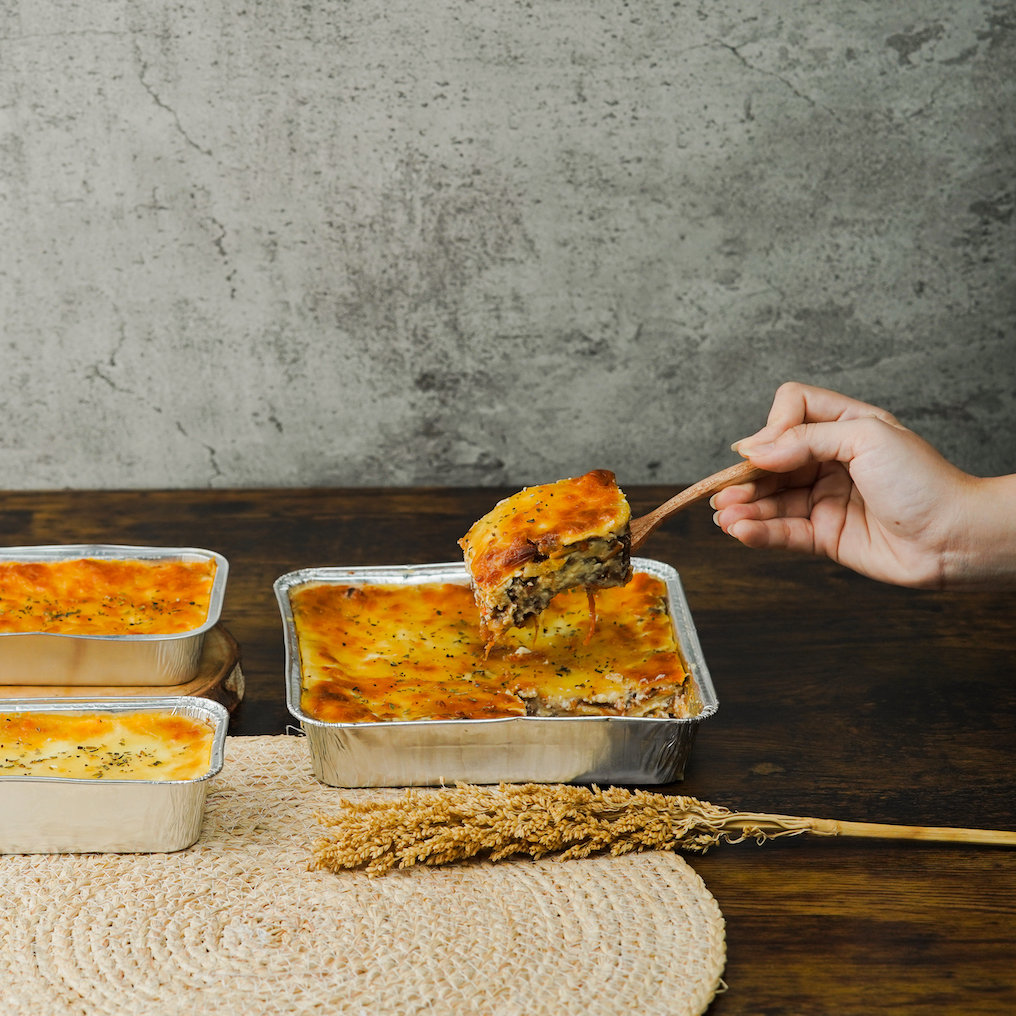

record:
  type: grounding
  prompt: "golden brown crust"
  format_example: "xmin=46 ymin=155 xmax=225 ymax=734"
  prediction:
xmin=294 ymin=573 xmax=688 ymax=724
xmin=0 ymin=559 xmax=216 ymax=635
xmin=459 ymin=469 xmax=629 ymax=588
xmin=0 ymin=711 xmax=215 ymax=780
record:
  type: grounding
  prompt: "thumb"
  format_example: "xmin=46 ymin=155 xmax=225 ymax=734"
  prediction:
xmin=736 ymin=416 xmax=898 ymax=473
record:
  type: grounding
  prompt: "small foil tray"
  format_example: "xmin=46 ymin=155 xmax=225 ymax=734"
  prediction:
xmin=0 ymin=544 xmax=229 ymax=686
xmin=276 ymin=558 xmax=718 ymax=788
xmin=0 ymin=695 xmax=228 ymax=854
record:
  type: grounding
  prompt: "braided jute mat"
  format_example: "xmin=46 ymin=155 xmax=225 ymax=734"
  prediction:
xmin=0 ymin=736 xmax=726 ymax=1016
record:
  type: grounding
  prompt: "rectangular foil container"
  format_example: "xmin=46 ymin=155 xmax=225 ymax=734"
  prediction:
xmin=0 ymin=544 xmax=229 ymax=686
xmin=276 ymin=558 xmax=718 ymax=788
xmin=0 ymin=696 xmax=228 ymax=854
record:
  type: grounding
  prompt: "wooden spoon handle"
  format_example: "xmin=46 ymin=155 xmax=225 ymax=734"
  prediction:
xmin=629 ymin=460 xmax=769 ymax=552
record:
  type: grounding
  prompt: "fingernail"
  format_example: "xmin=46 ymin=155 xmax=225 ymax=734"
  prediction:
xmin=729 ymin=440 xmax=747 ymax=452
xmin=739 ymin=441 xmax=774 ymax=455
xmin=711 ymin=510 xmax=721 ymax=526
xmin=708 ymin=494 xmax=718 ymax=509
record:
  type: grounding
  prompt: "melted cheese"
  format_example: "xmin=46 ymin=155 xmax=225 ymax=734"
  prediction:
xmin=459 ymin=470 xmax=631 ymax=591
xmin=0 ymin=711 xmax=215 ymax=780
xmin=294 ymin=573 xmax=688 ymax=723
xmin=0 ymin=559 xmax=216 ymax=635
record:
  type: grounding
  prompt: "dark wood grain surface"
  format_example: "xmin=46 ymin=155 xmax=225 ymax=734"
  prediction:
xmin=3 ymin=487 xmax=1014 ymax=1015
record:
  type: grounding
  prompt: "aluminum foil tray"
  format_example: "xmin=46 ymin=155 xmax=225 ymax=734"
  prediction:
xmin=0 ymin=696 xmax=228 ymax=854
xmin=0 ymin=544 xmax=229 ymax=686
xmin=276 ymin=558 xmax=718 ymax=788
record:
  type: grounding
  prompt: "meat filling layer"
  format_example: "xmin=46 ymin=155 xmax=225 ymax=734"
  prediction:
xmin=490 ymin=534 xmax=631 ymax=637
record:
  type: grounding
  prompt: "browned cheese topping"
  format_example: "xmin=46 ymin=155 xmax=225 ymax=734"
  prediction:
xmin=294 ymin=573 xmax=689 ymax=724
xmin=0 ymin=711 xmax=215 ymax=780
xmin=0 ymin=558 xmax=216 ymax=635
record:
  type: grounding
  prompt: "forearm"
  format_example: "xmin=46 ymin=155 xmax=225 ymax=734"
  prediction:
xmin=941 ymin=474 xmax=1016 ymax=589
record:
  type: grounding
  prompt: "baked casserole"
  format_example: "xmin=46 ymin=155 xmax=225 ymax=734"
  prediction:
xmin=0 ymin=558 xmax=217 ymax=636
xmin=0 ymin=710 xmax=215 ymax=780
xmin=293 ymin=571 xmax=689 ymax=723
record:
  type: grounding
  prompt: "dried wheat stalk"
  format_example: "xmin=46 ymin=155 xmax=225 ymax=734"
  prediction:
xmin=310 ymin=782 xmax=1016 ymax=877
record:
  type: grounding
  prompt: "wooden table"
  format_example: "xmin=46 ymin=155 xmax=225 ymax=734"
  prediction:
xmin=4 ymin=487 xmax=1015 ymax=1015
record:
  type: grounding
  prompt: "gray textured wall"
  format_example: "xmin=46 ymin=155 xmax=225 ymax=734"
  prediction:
xmin=1 ymin=1 xmax=1013 ymax=489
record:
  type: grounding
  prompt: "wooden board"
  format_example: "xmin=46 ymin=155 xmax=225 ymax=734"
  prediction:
xmin=0 ymin=623 xmax=243 ymax=712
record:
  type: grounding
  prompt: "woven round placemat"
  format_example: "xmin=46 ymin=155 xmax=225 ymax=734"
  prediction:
xmin=0 ymin=736 xmax=726 ymax=1016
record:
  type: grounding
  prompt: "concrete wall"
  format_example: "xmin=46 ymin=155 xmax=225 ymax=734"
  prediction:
xmin=1 ymin=0 xmax=1013 ymax=489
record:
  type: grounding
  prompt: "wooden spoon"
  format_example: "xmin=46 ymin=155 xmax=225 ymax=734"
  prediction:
xmin=628 ymin=460 xmax=769 ymax=552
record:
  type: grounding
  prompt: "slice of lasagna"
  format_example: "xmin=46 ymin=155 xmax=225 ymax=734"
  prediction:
xmin=458 ymin=469 xmax=632 ymax=643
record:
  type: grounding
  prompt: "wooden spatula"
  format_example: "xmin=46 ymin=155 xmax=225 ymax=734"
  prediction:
xmin=629 ymin=460 xmax=769 ymax=552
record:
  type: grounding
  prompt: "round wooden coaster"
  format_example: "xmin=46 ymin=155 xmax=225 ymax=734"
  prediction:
xmin=0 ymin=624 xmax=244 ymax=711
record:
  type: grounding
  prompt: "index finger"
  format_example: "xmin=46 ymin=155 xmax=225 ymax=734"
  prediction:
xmin=766 ymin=382 xmax=903 ymax=429
xmin=734 ymin=382 xmax=903 ymax=452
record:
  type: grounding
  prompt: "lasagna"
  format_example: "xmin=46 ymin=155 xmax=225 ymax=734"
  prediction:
xmin=0 ymin=558 xmax=217 ymax=636
xmin=458 ymin=470 xmax=632 ymax=643
xmin=0 ymin=710 xmax=215 ymax=780
xmin=293 ymin=572 xmax=690 ymax=723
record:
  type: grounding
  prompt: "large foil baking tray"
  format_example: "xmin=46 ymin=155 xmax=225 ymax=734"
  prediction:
xmin=0 ymin=695 xmax=228 ymax=853
xmin=0 ymin=544 xmax=229 ymax=686
xmin=276 ymin=558 xmax=718 ymax=788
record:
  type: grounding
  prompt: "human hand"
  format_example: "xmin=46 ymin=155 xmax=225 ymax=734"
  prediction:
xmin=711 ymin=382 xmax=1016 ymax=589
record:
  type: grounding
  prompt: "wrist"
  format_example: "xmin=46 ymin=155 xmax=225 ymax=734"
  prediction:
xmin=940 ymin=474 xmax=1016 ymax=589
